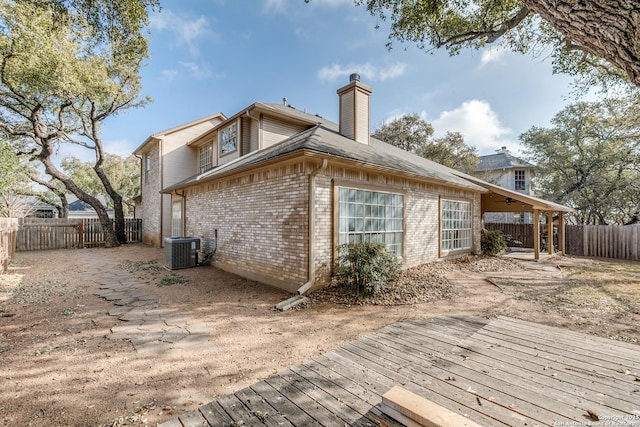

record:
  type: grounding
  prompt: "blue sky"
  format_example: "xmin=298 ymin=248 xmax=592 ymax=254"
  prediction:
xmin=98 ymin=0 xmax=578 ymax=158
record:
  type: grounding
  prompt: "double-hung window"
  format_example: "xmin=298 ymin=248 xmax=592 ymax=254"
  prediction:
xmin=441 ymin=199 xmax=472 ymax=253
xmin=219 ymin=123 xmax=237 ymax=155
xmin=514 ymin=170 xmax=526 ymax=191
xmin=144 ymin=154 xmax=151 ymax=184
xmin=338 ymin=187 xmax=404 ymax=257
xmin=199 ymin=143 xmax=213 ymax=173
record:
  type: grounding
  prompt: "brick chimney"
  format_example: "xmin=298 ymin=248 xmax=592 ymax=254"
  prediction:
xmin=337 ymin=73 xmax=372 ymax=145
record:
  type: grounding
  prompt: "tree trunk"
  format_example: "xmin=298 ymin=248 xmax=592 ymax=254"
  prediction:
xmin=93 ymin=166 xmax=127 ymax=244
xmin=524 ymin=0 xmax=640 ymax=86
xmin=42 ymin=158 xmax=119 ymax=247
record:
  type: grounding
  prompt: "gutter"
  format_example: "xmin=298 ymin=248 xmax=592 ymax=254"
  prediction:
xmin=296 ymin=158 xmax=328 ymax=296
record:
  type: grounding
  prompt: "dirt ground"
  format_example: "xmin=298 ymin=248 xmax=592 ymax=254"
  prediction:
xmin=1 ymin=244 xmax=639 ymax=427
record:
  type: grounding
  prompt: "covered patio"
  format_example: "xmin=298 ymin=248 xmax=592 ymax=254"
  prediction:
xmin=468 ymin=178 xmax=575 ymax=261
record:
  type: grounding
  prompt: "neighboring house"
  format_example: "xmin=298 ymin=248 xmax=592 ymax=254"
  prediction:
xmin=135 ymin=75 xmax=571 ymax=293
xmin=475 ymin=147 xmax=536 ymax=224
xmin=66 ymin=195 xmax=115 ymax=219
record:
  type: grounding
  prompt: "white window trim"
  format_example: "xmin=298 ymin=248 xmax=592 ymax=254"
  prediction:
xmin=199 ymin=143 xmax=213 ymax=173
xmin=514 ymin=169 xmax=526 ymax=191
xmin=219 ymin=121 xmax=238 ymax=156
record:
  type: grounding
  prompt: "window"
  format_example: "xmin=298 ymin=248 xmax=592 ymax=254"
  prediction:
xmin=338 ymin=187 xmax=404 ymax=257
xmin=199 ymin=143 xmax=213 ymax=173
xmin=144 ymin=154 xmax=151 ymax=184
xmin=171 ymin=200 xmax=182 ymax=237
xmin=514 ymin=170 xmax=526 ymax=191
xmin=219 ymin=123 xmax=237 ymax=155
xmin=441 ymin=199 xmax=472 ymax=253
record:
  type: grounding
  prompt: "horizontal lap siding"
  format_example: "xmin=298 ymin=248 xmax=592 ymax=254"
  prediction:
xmin=186 ymin=163 xmax=310 ymax=292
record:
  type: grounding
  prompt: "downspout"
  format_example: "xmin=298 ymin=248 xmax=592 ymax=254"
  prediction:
xmin=297 ymin=158 xmax=328 ymax=295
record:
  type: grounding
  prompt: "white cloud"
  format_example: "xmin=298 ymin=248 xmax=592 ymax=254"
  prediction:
xmin=317 ymin=62 xmax=407 ymax=82
xmin=149 ymin=9 xmax=215 ymax=57
xmin=179 ymin=62 xmax=213 ymax=79
xmin=477 ymin=47 xmax=507 ymax=69
xmin=431 ymin=100 xmax=517 ymax=155
xmin=161 ymin=69 xmax=179 ymax=82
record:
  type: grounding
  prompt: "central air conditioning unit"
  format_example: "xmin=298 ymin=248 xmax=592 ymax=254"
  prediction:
xmin=164 ymin=237 xmax=200 ymax=270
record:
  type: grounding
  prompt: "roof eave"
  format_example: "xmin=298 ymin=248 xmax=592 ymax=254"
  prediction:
xmin=162 ymin=149 xmax=487 ymax=194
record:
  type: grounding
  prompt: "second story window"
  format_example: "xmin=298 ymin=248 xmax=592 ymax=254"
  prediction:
xmin=199 ymin=143 xmax=213 ymax=173
xmin=144 ymin=154 xmax=151 ymax=184
xmin=515 ymin=170 xmax=526 ymax=191
xmin=220 ymin=123 xmax=237 ymax=155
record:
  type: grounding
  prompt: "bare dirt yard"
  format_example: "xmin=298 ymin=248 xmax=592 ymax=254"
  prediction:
xmin=1 ymin=244 xmax=639 ymax=426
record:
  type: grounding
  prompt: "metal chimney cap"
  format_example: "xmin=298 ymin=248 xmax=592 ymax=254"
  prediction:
xmin=349 ymin=73 xmax=360 ymax=82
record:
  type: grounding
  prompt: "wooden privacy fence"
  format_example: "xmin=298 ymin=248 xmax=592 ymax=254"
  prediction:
xmin=16 ymin=218 xmax=142 ymax=251
xmin=566 ymin=224 xmax=640 ymax=261
xmin=485 ymin=222 xmax=640 ymax=262
xmin=0 ymin=218 xmax=18 ymax=273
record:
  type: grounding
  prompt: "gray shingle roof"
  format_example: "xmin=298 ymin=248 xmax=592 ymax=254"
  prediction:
xmin=476 ymin=153 xmax=535 ymax=171
xmin=163 ymin=125 xmax=486 ymax=193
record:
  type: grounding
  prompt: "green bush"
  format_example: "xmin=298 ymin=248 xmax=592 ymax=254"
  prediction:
xmin=334 ymin=242 xmax=401 ymax=296
xmin=481 ymin=230 xmax=507 ymax=255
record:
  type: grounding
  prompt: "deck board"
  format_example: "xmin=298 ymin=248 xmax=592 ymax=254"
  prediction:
xmin=157 ymin=315 xmax=640 ymax=427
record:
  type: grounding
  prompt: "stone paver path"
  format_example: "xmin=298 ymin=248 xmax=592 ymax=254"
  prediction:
xmin=82 ymin=252 xmax=215 ymax=355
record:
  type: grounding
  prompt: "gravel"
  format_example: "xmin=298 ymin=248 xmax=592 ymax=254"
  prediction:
xmin=309 ymin=255 xmax=522 ymax=306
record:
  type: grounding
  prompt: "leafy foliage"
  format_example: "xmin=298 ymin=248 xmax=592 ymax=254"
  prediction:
xmin=520 ymin=96 xmax=640 ymax=225
xmin=334 ymin=242 xmax=401 ymax=296
xmin=347 ymin=0 xmax=640 ymax=90
xmin=0 ymin=0 xmax=155 ymax=245
xmin=481 ymin=230 xmax=507 ymax=255
xmin=62 ymin=154 xmax=140 ymax=214
xmin=372 ymin=114 xmax=479 ymax=173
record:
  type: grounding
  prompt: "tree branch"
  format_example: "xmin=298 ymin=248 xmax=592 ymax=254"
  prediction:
xmin=441 ymin=6 xmax=531 ymax=48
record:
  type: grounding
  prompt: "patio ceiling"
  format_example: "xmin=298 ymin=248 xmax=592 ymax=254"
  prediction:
xmin=458 ymin=175 xmax=574 ymax=214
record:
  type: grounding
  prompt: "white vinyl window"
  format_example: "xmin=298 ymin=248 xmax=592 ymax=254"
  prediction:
xmin=441 ymin=199 xmax=472 ymax=253
xmin=171 ymin=200 xmax=183 ymax=237
xmin=144 ymin=154 xmax=151 ymax=184
xmin=515 ymin=170 xmax=526 ymax=191
xmin=219 ymin=123 xmax=237 ymax=155
xmin=338 ymin=187 xmax=404 ymax=257
xmin=199 ymin=143 xmax=213 ymax=173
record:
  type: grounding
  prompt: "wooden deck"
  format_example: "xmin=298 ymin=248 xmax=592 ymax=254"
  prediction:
xmin=158 ymin=315 xmax=640 ymax=427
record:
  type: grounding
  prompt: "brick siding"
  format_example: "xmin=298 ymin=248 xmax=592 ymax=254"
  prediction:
xmin=185 ymin=162 xmax=310 ymax=293
xmin=183 ymin=159 xmax=482 ymax=293
xmin=140 ymin=144 xmax=162 ymax=247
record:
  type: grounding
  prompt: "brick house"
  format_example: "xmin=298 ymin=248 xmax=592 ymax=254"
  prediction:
xmin=135 ymin=76 xmax=572 ymax=293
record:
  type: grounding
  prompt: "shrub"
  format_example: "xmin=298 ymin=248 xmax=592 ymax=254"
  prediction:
xmin=481 ymin=230 xmax=507 ymax=255
xmin=333 ymin=242 xmax=401 ymax=296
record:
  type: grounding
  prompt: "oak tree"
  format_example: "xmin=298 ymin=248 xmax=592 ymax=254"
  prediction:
xmin=372 ymin=113 xmax=479 ymax=173
xmin=520 ymin=97 xmax=640 ymax=225
xmin=0 ymin=0 xmax=157 ymax=246
xmin=351 ymin=0 xmax=640 ymax=88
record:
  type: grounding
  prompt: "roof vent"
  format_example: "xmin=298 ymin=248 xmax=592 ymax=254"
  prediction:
xmin=349 ymin=73 xmax=360 ymax=82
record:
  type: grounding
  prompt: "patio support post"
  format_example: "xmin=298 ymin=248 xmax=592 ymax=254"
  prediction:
xmin=558 ymin=212 xmax=565 ymax=255
xmin=547 ymin=210 xmax=553 ymax=255
xmin=533 ymin=209 xmax=540 ymax=261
